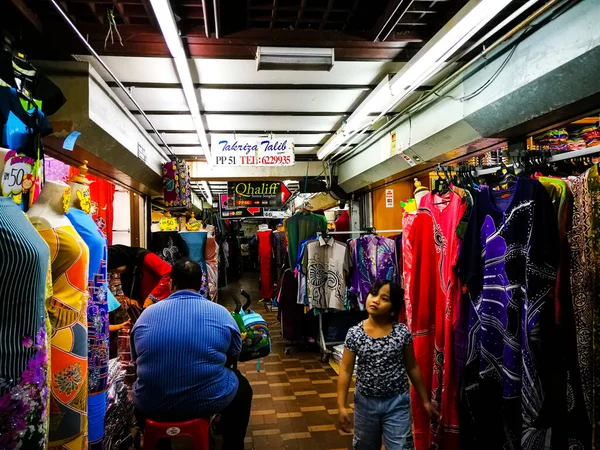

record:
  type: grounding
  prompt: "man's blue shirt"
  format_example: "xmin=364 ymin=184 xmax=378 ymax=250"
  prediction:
xmin=130 ymin=290 xmax=242 ymax=414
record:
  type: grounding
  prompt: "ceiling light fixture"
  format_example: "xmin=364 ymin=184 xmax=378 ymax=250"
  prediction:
xmin=200 ymin=181 xmax=213 ymax=205
xmin=317 ymin=0 xmax=514 ymax=160
xmin=149 ymin=0 xmax=212 ymax=163
xmin=256 ymin=47 xmax=335 ymax=71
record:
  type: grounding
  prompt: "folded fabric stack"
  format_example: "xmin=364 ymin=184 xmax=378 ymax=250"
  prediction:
xmin=565 ymin=137 xmax=588 ymax=150
xmin=534 ymin=128 xmax=569 ymax=150
xmin=332 ymin=344 xmax=357 ymax=377
xmin=572 ymin=125 xmax=600 ymax=148
xmin=104 ymin=359 xmax=135 ymax=449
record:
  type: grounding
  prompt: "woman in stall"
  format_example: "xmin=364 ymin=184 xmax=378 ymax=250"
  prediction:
xmin=107 ymin=245 xmax=172 ymax=309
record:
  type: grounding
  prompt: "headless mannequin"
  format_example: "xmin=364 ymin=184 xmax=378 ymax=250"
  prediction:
xmin=28 ymin=181 xmax=72 ymax=230
xmin=0 ymin=147 xmax=8 ymax=174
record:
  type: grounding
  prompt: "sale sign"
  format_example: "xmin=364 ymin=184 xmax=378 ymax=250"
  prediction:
xmin=1 ymin=150 xmax=35 ymax=197
xmin=211 ymin=136 xmax=295 ymax=166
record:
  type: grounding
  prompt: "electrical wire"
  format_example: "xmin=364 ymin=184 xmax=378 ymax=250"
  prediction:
xmin=47 ymin=0 xmax=175 ymax=162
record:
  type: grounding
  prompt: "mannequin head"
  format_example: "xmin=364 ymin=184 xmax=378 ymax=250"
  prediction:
xmin=68 ymin=160 xmax=92 ymax=212
xmin=28 ymin=180 xmax=72 ymax=229
xmin=413 ymin=178 xmax=430 ymax=208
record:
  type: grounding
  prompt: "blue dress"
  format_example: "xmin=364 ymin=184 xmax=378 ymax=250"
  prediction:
xmin=66 ymin=207 xmax=109 ymax=449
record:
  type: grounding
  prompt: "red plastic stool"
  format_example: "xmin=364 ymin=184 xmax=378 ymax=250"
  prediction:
xmin=143 ymin=417 xmax=211 ymax=450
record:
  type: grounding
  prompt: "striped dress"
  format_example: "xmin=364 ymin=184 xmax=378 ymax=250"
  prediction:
xmin=0 ymin=196 xmax=51 ymax=450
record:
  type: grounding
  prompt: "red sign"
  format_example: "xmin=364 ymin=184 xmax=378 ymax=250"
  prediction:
xmin=247 ymin=207 xmax=261 ymax=215
xmin=281 ymin=183 xmax=291 ymax=204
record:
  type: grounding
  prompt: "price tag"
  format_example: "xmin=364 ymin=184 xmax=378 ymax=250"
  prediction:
xmin=2 ymin=151 xmax=35 ymax=197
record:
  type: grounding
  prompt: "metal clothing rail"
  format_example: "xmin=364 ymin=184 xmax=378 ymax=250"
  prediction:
xmin=318 ymin=229 xmax=403 ymax=235
xmin=475 ymin=146 xmax=600 ymax=175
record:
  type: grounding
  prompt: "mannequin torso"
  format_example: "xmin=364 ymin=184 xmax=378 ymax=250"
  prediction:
xmin=0 ymin=147 xmax=8 ymax=174
xmin=28 ymin=181 xmax=72 ymax=230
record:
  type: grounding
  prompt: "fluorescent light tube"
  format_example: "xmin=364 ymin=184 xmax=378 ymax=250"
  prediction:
xmin=317 ymin=0 xmax=513 ymax=160
xmin=201 ymin=181 xmax=213 ymax=205
xmin=149 ymin=0 xmax=212 ymax=163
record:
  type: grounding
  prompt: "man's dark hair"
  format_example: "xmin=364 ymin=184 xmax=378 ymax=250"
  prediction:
xmin=171 ymin=258 xmax=203 ymax=292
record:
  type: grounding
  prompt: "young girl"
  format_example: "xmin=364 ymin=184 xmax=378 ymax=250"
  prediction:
xmin=337 ymin=280 xmax=438 ymax=449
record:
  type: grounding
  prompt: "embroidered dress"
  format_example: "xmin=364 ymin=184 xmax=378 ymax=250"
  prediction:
xmin=0 ymin=196 xmax=51 ymax=450
xmin=407 ymin=191 xmax=465 ymax=450
xmin=458 ymin=178 xmax=558 ymax=450
xmin=66 ymin=208 xmax=109 ymax=449
xmin=39 ymin=226 xmax=90 ymax=449
xmin=588 ymin=165 xmax=600 ymax=447
xmin=401 ymin=212 xmax=417 ymax=328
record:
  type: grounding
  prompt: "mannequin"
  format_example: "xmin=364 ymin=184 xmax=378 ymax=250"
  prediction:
xmin=29 ymin=180 xmax=90 ymax=448
xmin=414 ymin=178 xmax=430 ymax=208
xmin=28 ymin=180 xmax=72 ymax=229
xmin=0 ymin=146 xmax=52 ymax=449
xmin=65 ymin=161 xmax=109 ymax=449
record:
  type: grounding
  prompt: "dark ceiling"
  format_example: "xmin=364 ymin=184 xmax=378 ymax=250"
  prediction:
xmin=4 ymin=0 xmax=473 ymax=61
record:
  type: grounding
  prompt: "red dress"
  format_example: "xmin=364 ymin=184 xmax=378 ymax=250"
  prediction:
xmin=407 ymin=192 xmax=465 ymax=450
xmin=141 ymin=252 xmax=172 ymax=302
xmin=257 ymin=230 xmax=273 ymax=299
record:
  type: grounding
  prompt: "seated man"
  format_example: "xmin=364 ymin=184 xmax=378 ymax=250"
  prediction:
xmin=131 ymin=258 xmax=252 ymax=450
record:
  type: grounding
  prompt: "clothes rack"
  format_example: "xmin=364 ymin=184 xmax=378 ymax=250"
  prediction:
xmin=317 ymin=229 xmax=403 ymax=235
xmin=475 ymin=146 xmax=600 ymax=175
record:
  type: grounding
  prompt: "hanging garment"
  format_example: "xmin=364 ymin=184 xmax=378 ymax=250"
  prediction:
xmin=258 ymin=230 xmax=273 ymax=300
xmin=407 ymin=191 xmax=465 ymax=450
xmin=0 ymin=51 xmax=66 ymax=116
xmin=569 ymin=166 xmax=600 ymax=448
xmin=273 ymin=231 xmax=287 ymax=281
xmin=285 ymin=212 xmax=327 ymax=268
xmin=302 ymin=236 xmax=351 ymax=310
xmin=349 ymin=235 xmax=399 ymax=306
xmin=458 ymin=178 xmax=559 ymax=450
xmin=588 ymin=165 xmax=600 ymax=447
xmin=65 ymin=208 xmax=109 ymax=449
xmin=205 ymin=237 xmax=219 ymax=302
xmin=402 ymin=213 xmax=417 ymax=329
xmin=277 ymin=270 xmax=304 ymax=341
xmin=0 ymin=196 xmax=51 ymax=450
xmin=334 ymin=210 xmax=350 ymax=242
xmin=152 ymin=231 xmax=186 ymax=266
xmin=38 ymin=226 xmax=90 ymax=449
xmin=88 ymin=174 xmax=115 ymax=246
xmin=539 ymin=176 xmax=590 ymax=450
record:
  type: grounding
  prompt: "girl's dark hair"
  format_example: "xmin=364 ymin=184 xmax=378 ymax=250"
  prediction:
xmin=369 ymin=280 xmax=404 ymax=318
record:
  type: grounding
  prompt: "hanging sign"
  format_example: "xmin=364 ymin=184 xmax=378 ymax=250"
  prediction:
xmin=228 ymin=181 xmax=291 ymax=207
xmin=211 ymin=136 xmax=295 ymax=166
xmin=1 ymin=150 xmax=35 ymax=197
xmin=385 ymin=189 xmax=394 ymax=208
xmin=219 ymin=193 xmax=263 ymax=218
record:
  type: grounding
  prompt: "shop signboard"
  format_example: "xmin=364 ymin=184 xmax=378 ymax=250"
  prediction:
xmin=228 ymin=181 xmax=291 ymax=208
xmin=219 ymin=193 xmax=263 ymax=218
xmin=211 ymin=136 xmax=295 ymax=166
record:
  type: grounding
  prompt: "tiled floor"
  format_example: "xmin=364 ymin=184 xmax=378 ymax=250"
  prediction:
xmin=220 ymin=272 xmax=355 ymax=450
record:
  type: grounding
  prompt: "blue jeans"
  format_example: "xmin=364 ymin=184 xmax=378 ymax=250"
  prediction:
xmin=353 ymin=390 xmax=414 ymax=450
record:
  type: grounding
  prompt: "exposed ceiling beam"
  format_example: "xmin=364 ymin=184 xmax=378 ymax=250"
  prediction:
xmin=295 ymin=0 xmax=307 ymax=29
xmin=48 ymin=25 xmax=421 ymax=60
xmin=319 ymin=0 xmax=334 ymax=31
xmin=112 ymin=1 xmax=129 ymax=24
xmin=372 ymin=0 xmax=416 ymax=42
xmin=10 ymin=0 xmax=44 ymax=32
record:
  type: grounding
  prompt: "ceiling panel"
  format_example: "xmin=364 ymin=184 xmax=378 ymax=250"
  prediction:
xmin=113 ymin=86 xmax=369 ymax=113
xmin=136 ymin=114 xmax=343 ymax=133
xmin=78 ymin=56 xmax=405 ymax=86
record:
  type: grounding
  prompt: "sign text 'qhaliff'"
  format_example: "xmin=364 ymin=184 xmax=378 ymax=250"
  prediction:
xmin=211 ymin=136 xmax=295 ymax=166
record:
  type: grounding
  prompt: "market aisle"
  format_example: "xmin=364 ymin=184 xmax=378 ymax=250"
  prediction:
xmin=219 ymin=273 xmax=355 ymax=450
